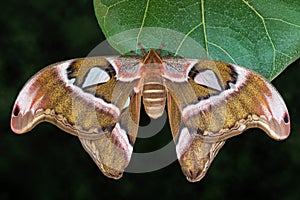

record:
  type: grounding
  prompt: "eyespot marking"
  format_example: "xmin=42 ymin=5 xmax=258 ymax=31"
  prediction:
xmin=82 ymin=67 xmax=110 ymax=88
xmin=13 ymin=105 xmax=20 ymax=116
xmin=283 ymin=113 xmax=289 ymax=124
xmin=194 ymin=69 xmax=223 ymax=91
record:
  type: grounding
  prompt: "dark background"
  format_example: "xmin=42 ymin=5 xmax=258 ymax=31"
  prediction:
xmin=1 ymin=0 xmax=300 ymax=199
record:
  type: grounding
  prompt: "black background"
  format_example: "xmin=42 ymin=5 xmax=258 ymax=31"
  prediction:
xmin=1 ymin=1 xmax=300 ymax=199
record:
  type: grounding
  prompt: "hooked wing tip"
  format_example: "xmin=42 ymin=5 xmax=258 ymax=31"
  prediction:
xmin=278 ymin=112 xmax=291 ymax=140
xmin=11 ymin=103 xmax=38 ymax=134
xmin=258 ymin=111 xmax=290 ymax=141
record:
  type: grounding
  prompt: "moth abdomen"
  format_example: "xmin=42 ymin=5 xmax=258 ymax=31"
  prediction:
xmin=142 ymin=82 xmax=166 ymax=119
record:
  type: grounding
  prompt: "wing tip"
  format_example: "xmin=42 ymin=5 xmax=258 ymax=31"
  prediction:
xmin=10 ymin=105 xmax=34 ymax=134
xmin=257 ymin=112 xmax=290 ymax=141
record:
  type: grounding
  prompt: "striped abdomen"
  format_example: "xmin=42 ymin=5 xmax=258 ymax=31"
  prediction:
xmin=142 ymin=80 xmax=166 ymax=119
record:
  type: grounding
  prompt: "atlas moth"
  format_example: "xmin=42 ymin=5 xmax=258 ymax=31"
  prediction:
xmin=11 ymin=45 xmax=290 ymax=182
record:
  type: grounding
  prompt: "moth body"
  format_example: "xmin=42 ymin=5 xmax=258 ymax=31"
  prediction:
xmin=142 ymin=50 xmax=167 ymax=119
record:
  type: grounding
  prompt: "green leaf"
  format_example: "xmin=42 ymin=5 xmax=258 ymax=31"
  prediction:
xmin=94 ymin=0 xmax=300 ymax=80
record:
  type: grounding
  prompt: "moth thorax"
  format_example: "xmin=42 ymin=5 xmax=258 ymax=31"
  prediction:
xmin=142 ymin=81 xmax=166 ymax=119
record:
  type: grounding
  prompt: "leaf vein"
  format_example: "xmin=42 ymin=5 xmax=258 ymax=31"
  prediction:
xmin=242 ymin=0 xmax=277 ymax=78
xmin=136 ymin=0 xmax=151 ymax=47
xmin=277 ymin=51 xmax=292 ymax=59
xmin=178 ymin=2 xmax=200 ymax=11
xmin=207 ymin=41 xmax=237 ymax=64
xmin=265 ymin=17 xmax=300 ymax=28
xmin=108 ymin=0 xmax=128 ymax=9
xmin=147 ymin=12 xmax=164 ymax=25
xmin=175 ymin=23 xmax=202 ymax=56
xmin=102 ymin=0 xmax=129 ymax=35
xmin=201 ymin=0 xmax=208 ymax=53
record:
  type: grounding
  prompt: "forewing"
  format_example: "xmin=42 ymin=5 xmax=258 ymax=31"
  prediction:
xmin=11 ymin=56 xmax=142 ymax=179
xmin=163 ymin=58 xmax=290 ymax=182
